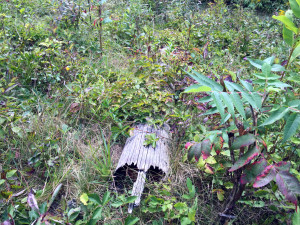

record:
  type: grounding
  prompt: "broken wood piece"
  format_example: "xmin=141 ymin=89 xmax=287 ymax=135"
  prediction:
xmin=113 ymin=124 xmax=170 ymax=213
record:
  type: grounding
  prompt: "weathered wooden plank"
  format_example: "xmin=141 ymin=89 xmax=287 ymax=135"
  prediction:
xmin=113 ymin=124 xmax=171 ymax=213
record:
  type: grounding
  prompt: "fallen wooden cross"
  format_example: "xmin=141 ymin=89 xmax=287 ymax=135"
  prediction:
xmin=113 ymin=124 xmax=170 ymax=213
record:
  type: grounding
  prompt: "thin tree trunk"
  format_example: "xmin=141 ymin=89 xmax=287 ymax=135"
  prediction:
xmin=99 ymin=5 xmax=103 ymax=57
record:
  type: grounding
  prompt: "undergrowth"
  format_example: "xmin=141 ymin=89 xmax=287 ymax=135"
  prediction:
xmin=0 ymin=0 xmax=299 ymax=224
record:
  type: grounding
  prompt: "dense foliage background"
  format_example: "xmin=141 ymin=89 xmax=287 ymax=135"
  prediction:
xmin=0 ymin=0 xmax=299 ymax=224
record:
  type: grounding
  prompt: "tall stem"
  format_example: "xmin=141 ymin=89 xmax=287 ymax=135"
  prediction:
xmin=98 ymin=5 xmax=103 ymax=57
xmin=186 ymin=22 xmax=192 ymax=50
xmin=280 ymin=32 xmax=299 ymax=81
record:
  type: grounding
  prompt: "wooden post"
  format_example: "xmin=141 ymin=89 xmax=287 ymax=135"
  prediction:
xmin=113 ymin=124 xmax=170 ymax=213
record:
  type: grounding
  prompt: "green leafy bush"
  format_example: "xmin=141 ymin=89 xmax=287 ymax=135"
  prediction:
xmin=184 ymin=1 xmax=300 ymax=222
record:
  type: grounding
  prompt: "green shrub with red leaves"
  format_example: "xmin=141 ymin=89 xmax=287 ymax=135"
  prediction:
xmin=185 ymin=0 xmax=300 ymax=222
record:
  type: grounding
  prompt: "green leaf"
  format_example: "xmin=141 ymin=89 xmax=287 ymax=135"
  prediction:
xmin=111 ymin=201 xmax=123 ymax=208
xmin=259 ymin=108 xmax=289 ymax=127
xmin=231 ymin=133 xmax=256 ymax=150
xmin=248 ymin=58 xmax=264 ymax=69
xmin=230 ymin=92 xmax=246 ymax=119
xmin=68 ymin=207 xmax=81 ymax=222
xmin=181 ymin=217 xmax=192 ymax=225
xmin=288 ymin=100 xmax=300 ymax=108
xmin=229 ymin=146 xmax=261 ymax=172
xmin=290 ymin=45 xmax=300 ymax=64
xmin=253 ymin=73 xmax=280 ymax=80
xmin=272 ymin=15 xmax=298 ymax=34
xmin=198 ymin=96 xmax=212 ymax=103
xmin=188 ymin=144 xmax=196 ymax=161
xmin=184 ymin=84 xmax=211 ymax=93
xmin=202 ymin=107 xmax=218 ymax=116
xmin=62 ymin=124 xmax=69 ymax=133
xmin=240 ymin=79 xmax=253 ymax=92
xmin=201 ymin=139 xmax=212 ymax=160
xmin=88 ymin=194 xmax=102 ymax=205
xmin=183 ymin=178 xmax=196 ymax=199
xmin=102 ymin=191 xmax=110 ymax=206
xmin=224 ymin=81 xmax=244 ymax=92
xmin=189 ymin=143 xmax=202 ymax=161
xmin=0 ymin=117 xmax=5 ymax=125
xmin=283 ymin=26 xmax=294 ymax=46
xmin=270 ymin=64 xmax=286 ymax=72
xmin=87 ymin=219 xmax=98 ymax=225
xmin=186 ymin=70 xmax=223 ymax=91
xmin=252 ymin=93 xmax=262 ymax=110
xmin=267 ymin=80 xmax=292 ymax=88
xmin=188 ymin=208 xmax=196 ymax=221
xmin=221 ymin=113 xmax=231 ymax=124
xmin=6 ymin=169 xmax=17 ymax=178
xmin=249 ymin=57 xmax=285 ymax=72
xmin=0 ymin=179 xmax=5 ymax=185
xmin=293 ymin=207 xmax=300 ymax=225
xmin=125 ymin=216 xmax=140 ymax=225
xmin=263 ymin=56 xmax=275 ymax=65
xmin=262 ymin=63 xmax=272 ymax=77
xmin=48 ymin=184 xmax=63 ymax=209
xmin=283 ymin=113 xmax=300 ymax=143
xmin=186 ymin=178 xmax=193 ymax=193
xmin=241 ymin=91 xmax=258 ymax=110
xmin=290 ymin=0 xmax=300 ymax=18
xmin=125 ymin=196 xmax=137 ymax=204
xmin=92 ymin=207 xmax=102 ymax=220
xmin=174 ymin=202 xmax=188 ymax=210
xmin=211 ymin=92 xmax=225 ymax=120
xmin=12 ymin=127 xmax=21 ymax=134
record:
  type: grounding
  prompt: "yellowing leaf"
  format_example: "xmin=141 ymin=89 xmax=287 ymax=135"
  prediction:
xmin=204 ymin=164 xmax=214 ymax=174
xmin=272 ymin=15 xmax=298 ymax=34
xmin=205 ymin=156 xmax=216 ymax=164
xmin=80 ymin=193 xmax=89 ymax=205
xmin=184 ymin=84 xmax=211 ymax=93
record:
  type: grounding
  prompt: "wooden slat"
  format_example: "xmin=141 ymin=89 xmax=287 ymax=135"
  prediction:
xmin=114 ymin=124 xmax=170 ymax=213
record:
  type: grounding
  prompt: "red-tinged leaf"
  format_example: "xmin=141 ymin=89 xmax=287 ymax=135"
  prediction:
xmin=231 ymin=134 xmax=256 ymax=150
xmin=240 ymin=158 xmax=268 ymax=184
xmin=188 ymin=146 xmax=195 ymax=161
xmin=185 ymin=142 xmax=193 ymax=149
xmin=205 ymin=164 xmax=214 ymax=174
xmin=229 ymin=145 xmax=261 ymax=172
xmin=256 ymin=137 xmax=267 ymax=151
xmin=276 ymin=171 xmax=300 ymax=206
xmin=189 ymin=143 xmax=202 ymax=161
xmin=253 ymin=165 xmax=276 ymax=188
xmin=213 ymin=136 xmax=224 ymax=152
xmin=201 ymin=139 xmax=212 ymax=160
xmin=275 ymin=161 xmax=291 ymax=171
xmin=27 ymin=190 xmax=39 ymax=213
